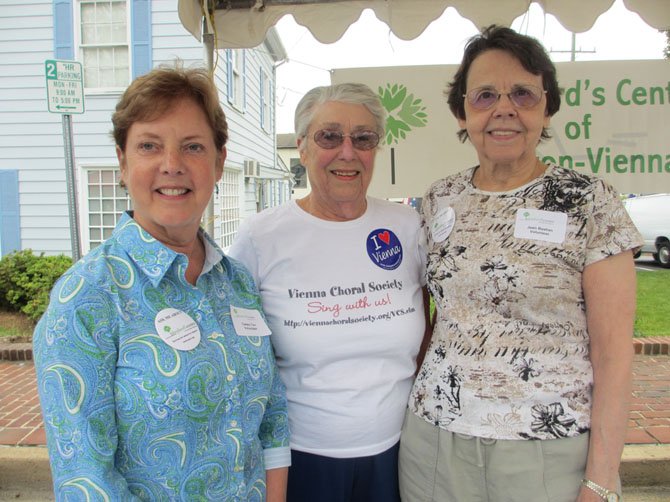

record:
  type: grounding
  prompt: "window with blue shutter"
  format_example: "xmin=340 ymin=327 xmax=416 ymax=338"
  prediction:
xmin=226 ymin=49 xmax=234 ymax=104
xmin=260 ymin=70 xmax=265 ymax=128
xmin=0 ymin=171 xmax=21 ymax=257
xmin=226 ymin=49 xmax=246 ymax=111
xmin=241 ymin=51 xmax=247 ymax=111
xmin=56 ymin=1 xmax=151 ymax=88
xmin=260 ymin=68 xmax=271 ymax=132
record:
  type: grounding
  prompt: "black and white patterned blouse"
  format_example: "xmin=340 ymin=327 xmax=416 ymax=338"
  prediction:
xmin=410 ymin=164 xmax=643 ymax=440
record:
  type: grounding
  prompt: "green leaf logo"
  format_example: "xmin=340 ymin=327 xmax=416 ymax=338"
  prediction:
xmin=378 ymin=83 xmax=428 ymax=145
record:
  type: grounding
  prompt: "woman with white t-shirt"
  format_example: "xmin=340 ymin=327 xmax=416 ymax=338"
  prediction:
xmin=229 ymin=83 xmax=430 ymax=502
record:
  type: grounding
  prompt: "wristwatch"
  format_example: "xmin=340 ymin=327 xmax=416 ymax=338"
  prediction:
xmin=581 ymin=478 xmax=620 ymax=501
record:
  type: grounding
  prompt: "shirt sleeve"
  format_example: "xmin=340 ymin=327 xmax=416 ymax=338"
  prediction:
xmin=260 ymin=357 xmax=291 ymax=469
xmin=583 ymin=178 xmax=644 ymax=267
xmin=33 ymin=278 xmax=141 ymax=501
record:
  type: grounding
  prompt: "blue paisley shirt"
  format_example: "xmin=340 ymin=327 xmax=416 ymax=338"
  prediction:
xmin=34 ymin=212 xmax=290 ymax=501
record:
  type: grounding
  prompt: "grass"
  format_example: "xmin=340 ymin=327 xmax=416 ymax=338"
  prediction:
xmin=0 ymin=268 xmax=667 ymax=341
xmin=634 ymin=269 xmax=670 ymax=338
xmin=0 ymin=309 xmax=36 ymax=342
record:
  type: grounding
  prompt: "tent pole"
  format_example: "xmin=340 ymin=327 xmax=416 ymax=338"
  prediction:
xmin=203 ymin=8 xmax=216 ymax=237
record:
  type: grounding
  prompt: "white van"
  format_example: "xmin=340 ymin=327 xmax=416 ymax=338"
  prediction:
xmin=623 ymin=194 xmax=670 ymax=268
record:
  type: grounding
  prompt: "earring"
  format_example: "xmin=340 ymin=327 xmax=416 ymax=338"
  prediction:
xmin=215 ymin=183 xmax=220 ymax=195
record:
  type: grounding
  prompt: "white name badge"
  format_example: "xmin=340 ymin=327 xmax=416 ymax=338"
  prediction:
xmin=514 ymin=208 xmax=567 ymax=244
xmin=230 ymin=306 xmax=272 ymax=337
xmin=431 ymin=206 xmax=456 ymax=243
xmin=155 ymin=308 xmax=201 ymax=351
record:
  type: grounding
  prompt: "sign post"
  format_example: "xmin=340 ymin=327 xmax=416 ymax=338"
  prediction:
xmin=45 ymin=60 xmax=85 ymax=262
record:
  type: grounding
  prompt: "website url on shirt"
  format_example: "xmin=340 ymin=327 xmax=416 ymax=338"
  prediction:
xmin=284 ymin=307 xmax=416 ymax=329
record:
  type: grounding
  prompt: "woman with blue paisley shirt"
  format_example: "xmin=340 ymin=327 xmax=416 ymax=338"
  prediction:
xmin=399 ymin=26 xmax=642 ymax=502
xmin=33 ymin=63 xmax=290 ymax=501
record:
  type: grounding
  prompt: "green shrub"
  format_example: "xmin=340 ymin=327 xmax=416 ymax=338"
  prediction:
xmin=0 ymin=249 xmax=72 ymax=321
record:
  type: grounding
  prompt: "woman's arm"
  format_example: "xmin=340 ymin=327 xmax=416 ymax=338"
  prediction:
xmin=415 ymin=287 xmax=434 ymax=374
xmin=34 ymin=298 xmax=139 ymax=500
xmin=266 ymin=467 xmax=289 ymax=502
xmin=578 ymin=251 xmax=636 ymax=501
xmin=258 ymin=339 xmax=291 ymax=501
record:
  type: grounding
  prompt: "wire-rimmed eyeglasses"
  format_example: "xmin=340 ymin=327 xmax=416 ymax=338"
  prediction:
xmin=464 ymin=85 xmax=547 ymax=110
xmin=312 ymin=129 xmax=380 ymax=151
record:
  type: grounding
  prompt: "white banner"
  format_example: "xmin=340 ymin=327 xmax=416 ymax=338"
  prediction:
xmin=332 ymin=60 xmax=670 ymax=197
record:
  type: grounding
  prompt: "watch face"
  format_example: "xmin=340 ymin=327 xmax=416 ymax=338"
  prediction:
xmin=606 ymin=494 xmax=620 ymax=502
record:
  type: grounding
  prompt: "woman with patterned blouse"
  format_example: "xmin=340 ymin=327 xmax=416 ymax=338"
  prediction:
xmin=399 ymin=26 xmax=642 ymax=502
xmin=33 ymin=64 xmax=290 ymax=501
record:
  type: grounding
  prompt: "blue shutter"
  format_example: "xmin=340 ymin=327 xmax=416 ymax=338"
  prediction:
xmin=0 ymin=171 xmax=21 ymax=257
xmin=226 ymin=50 xmax=234 ymax=104
xmin=259 ymin=70 xmax=265 ymax=128
xmin=131 ymin=0 xmax=152 ymax=78
xmin=53 ymin=0 xmax=74 ymax=59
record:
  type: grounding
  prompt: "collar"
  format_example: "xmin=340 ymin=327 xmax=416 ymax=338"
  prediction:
xmin=111 ymin=212 xmax=228 ymax=287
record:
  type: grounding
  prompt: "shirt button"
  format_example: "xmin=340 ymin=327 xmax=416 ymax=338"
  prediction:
xmin=227 ymin=374 xmax=234 ymax=382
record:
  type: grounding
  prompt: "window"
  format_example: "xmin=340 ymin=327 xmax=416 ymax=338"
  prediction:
xmin=260 ymin=69 xmax=271 ymax=132
xmin=217 ymin=169 xmax=241 ymax=249
xmin=226 ymin=49 xmax=246 ymax=110
xmin=55 ymin=1 xmax=149 ymax=81
xmin=259 ymin=179 xmax=290 ymax=211
xmin=78 ymin=0 xmax=130 ymax=89
xmin=81 ymin=167 xmax=131 ymax=251
xmin=290 ymin=158 xmax=307 ymax=188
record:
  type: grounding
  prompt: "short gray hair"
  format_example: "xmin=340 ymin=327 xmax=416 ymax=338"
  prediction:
xmin=294 ymin=83 xmax=386 ymax=151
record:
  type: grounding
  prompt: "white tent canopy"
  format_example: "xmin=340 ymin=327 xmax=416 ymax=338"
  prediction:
xmin=178 ymin=0 xmax=670 ymax=49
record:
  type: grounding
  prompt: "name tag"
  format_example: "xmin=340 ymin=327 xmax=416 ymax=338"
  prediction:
xmin=514 ymin=208 xmax=567 ymax=244
xmin=230 ymin=306 xmax=272 ymax=337
xmin=155 ymin=308 xmax=201 ymax=351
xmin=431 ymin=206 xmax=456 ymax=243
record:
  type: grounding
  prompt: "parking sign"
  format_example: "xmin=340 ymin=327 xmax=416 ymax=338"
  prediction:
xmin=45 ymin=59 xmax=85 ymax=114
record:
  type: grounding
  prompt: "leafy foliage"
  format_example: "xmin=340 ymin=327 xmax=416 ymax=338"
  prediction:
xmin=664 ymin=30 xmax=670 ymax=59
xmin=378 ymin=83 xmax=428 ymax=144
xmin=0 ymin=249 xmax=72 ymax=321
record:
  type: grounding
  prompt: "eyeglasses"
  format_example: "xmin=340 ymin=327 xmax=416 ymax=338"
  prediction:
xmin=464 ymin=85 xmax=546 ymax=110
xmin=312 ymin=129 xmax=380 ymax=151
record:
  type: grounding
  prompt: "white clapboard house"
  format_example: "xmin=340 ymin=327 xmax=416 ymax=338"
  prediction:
xmin=0 ymin=0 xmax=291 ymax=258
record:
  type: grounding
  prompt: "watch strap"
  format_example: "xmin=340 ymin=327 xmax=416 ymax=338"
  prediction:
xmin=581 ymin=478 xmax=619 ymax=501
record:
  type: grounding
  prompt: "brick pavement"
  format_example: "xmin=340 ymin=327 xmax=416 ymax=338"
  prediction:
xmin=0 ymin=360 xmax=45 ymax=446
xmin=627 ymin=354 xmax=670 ymax=445
xmin=1 ymin=352 xmax=669 ymax=447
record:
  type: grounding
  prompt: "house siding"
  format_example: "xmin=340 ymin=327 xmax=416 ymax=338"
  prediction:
xmin=0 ymin=0 xmax=285 ymax=256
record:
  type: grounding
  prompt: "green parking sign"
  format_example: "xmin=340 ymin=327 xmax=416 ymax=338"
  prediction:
xmin=45 ymin=59 xmax=85 ymax=114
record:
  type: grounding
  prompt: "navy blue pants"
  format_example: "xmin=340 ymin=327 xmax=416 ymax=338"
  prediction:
xmin=287 ymin=442 xmax=401 ymax=502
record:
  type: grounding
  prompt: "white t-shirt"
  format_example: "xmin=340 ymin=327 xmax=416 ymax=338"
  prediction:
xmin=229 ymin=197 xmax=426 ymax=457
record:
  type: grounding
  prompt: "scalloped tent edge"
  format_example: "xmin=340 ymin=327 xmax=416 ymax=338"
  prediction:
xmin=178 ymin=0 xmax=670 ymax=49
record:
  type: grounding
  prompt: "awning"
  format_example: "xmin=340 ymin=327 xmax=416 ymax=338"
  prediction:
xmin=178 ymin=0 xmax=670 ymax=48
